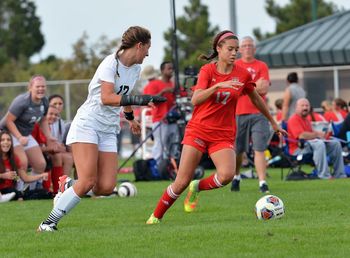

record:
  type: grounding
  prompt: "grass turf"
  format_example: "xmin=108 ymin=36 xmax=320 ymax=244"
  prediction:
xmin=1 ymin=168 xmax=350 ymax=258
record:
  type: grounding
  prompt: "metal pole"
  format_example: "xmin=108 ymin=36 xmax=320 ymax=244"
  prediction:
xmin=333 ymin=67 xmax=339 ymax=98
xmin=170 ymin=0 xmax=181 ymax=97
xmin=64 ymin=81 xmax=71 ymax=121
xmin=229 ymin=0 xmax=237 ymax=33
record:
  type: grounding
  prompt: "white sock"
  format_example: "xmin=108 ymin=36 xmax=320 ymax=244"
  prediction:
xmin=44 ymin=187 xmax=80 ymax=225
xmin=234 ymin=175 xmax=241 ymax=181
xmin=259 ymin=180 xmax=267 ymax=187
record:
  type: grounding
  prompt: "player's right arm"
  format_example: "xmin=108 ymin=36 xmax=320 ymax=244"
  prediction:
xmin=5 ymin=112 xmax=28 ymax=146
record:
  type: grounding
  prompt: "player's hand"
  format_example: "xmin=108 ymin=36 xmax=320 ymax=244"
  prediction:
xmin=129 ymin=120 xmax=141 ymax=136
xmin=272 ymin=123 xmax=288 ymax=137
xmin=216 ymin=80 xmax=243 ymax=89
xmin=3 ymin=171 xmax=17 ymax=180
xmin=19 ymin=136 xmax=29 ymax=146
xmin=41 ymin=172 xmax=49 ymax=181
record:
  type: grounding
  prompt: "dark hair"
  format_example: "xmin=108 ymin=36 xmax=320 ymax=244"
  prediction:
xmin=49 ymin=94 xmax=64 ymax=104
xmin=115 ymin=26 xmax=151 ymax=77
xmin=287 ymin=72 xmax=298 ymax=83
xmin=160 ymin=61 xmax=172 ymax=72
xmin=309 ymin=106 xmax=316 ymax=121
xmin=198 ymin=30 xmax=238 ymax=61
xmin=334 ymin=98 xmax=348 ymax=112
xmin=0 ymin=130 xmax=17 ymax=174
xmin=274 ymin=98 xmax=283 ymax=110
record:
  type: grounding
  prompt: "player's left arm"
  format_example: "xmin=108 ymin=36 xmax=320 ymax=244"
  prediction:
xmin=248 ymin=90 xmax=287 ymax=136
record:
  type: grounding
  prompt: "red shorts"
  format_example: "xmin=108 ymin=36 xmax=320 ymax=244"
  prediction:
xmin=182 ymin=129 xmax=235 ymax=155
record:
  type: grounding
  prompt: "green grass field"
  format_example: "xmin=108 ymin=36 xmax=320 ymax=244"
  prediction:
xmin=1 ymin=168 xmax=350 ymax=258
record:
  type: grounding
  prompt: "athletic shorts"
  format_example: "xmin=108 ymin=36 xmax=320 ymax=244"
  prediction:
xmin=235 ymin=113 xmax=271 ymax=154
xmin=66 ymin=117 xmax=118 ymax=153
xmin=182 ymin=129 xmax=235 ymax=155
xmin=12 ymin=134 xmax=39 ymax=150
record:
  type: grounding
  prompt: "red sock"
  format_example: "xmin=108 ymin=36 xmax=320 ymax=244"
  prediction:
xmin=198 ymin=173 xmax=223 ymax=191
xmin=51 ymin=166 xmax=64 ymax=194
xmin=42 ymin=171 xmax=52 ymax=192
xmin=153 ymin=185 xmax=179 ymax=219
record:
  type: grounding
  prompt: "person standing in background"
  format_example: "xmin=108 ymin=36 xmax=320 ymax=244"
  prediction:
xmin=143 ymin=61 xmax=178 ymax=167
xmin=281 ymin=72 xmax=306 ymax=122
xmin=231 ymin=36 xmax=271 ymax=193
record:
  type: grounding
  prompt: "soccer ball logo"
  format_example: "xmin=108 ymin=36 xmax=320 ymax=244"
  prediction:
xmin=255 ymin=195 xmax=285 ymax=220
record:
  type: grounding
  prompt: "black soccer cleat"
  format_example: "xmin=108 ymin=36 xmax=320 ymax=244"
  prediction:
xmin=259 ymin=183 xmax=270 ymax=193
xmin=231 ymin=179 xmax=240 ymax=192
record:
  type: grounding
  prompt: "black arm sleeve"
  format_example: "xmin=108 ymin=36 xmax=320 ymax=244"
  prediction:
xmin=120 ymin=95 xmax=167 ymax=106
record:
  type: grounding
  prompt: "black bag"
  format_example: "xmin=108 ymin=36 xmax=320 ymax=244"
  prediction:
xmin=23 ymin=188 xmax=53 ymax=200
xmin=133 ymin=159 xmax=162 ymax=181
xmin=133 ymin=159 xmax=152 ymax=181
xmin=285 ymin=170 xmax=318 ymax=181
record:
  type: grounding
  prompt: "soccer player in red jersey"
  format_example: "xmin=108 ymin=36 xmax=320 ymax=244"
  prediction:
xmin=146 ymin=30 xmax=286 ymax=224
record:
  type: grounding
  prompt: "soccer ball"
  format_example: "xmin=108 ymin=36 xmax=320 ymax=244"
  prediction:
xmin=255 ymin=195 xmax=285 ymax=220
xmin=117 ymin=182 xmax=137 ymax=197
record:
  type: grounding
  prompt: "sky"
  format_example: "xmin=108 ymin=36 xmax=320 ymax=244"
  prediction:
xmin=31 ymin=0 xmax=350 ymax=69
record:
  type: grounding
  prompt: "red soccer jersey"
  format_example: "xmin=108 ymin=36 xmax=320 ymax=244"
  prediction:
xmin=287 ymin=114 xmax=313 ymax=154
xmin=235 ymin=59 xmax=270 ymax=115
xmin=0 ymin=156 xmax=21 ymax=190
xmin=32 ymin=123 xmax=47 ymax=144
xmin=143 ymin=79 xmax=175 ymax=122
xmin=186 ymin=63 xmax=255 ymax=143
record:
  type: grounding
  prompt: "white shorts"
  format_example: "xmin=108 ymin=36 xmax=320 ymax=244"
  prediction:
xmin=12 ymin=134 xmax=39 ymax=150
xmin=66 ymin=118 xmax=118 ymax=153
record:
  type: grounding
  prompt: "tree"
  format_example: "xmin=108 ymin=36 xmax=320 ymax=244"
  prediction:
xmin=0 ymin=0 xmax=44 ymax=65
xmin=163 ymin=0 xmax=219 ymax=72
xmin=253 ymin=0 xmax=339 ymax=41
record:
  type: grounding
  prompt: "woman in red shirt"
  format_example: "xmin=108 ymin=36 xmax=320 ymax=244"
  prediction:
xmin=146 ymin=30 xmax=286 ymax=224
xmin=0 ymin=130 xmax=48 ymax=200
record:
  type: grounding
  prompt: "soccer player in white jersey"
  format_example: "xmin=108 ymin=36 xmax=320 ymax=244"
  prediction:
xmin=38 ymin=26 xmax=165 ymax=232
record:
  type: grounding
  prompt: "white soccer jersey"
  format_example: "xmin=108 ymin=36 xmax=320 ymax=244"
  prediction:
xmin=74 ymin=53 xmax=141 ymax=133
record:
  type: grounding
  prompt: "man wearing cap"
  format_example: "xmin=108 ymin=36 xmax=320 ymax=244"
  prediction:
xmin=143 ymin=61 xmax=178 ymax=167
xmin=141 ymin=65 xmax=159 ymax=92
xmin=231 ymin=36 xmax=271 ymax=193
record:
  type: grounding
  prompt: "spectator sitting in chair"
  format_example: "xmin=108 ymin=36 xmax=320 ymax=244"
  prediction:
xmin=287 ymin=98 xmax=346 ymax=179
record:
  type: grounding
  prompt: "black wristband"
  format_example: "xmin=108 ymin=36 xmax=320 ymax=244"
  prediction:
xmin=120 ymin=95 xmax=167 ymax=106
xmin=124 ymin=111 xmax=134 ymax=121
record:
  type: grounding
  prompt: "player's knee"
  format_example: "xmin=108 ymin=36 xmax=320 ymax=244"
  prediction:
xmin=32 ymin=159 xmax=46 ymax=173
xmin=94 ymin=184 xmax=115 ymax=196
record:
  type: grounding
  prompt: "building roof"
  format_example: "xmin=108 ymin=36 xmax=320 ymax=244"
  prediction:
xmin=255 ymin=10 xmax=350 ymax=68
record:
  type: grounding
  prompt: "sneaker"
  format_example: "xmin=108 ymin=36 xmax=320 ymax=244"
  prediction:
xmin=231 ymin=179 xmax=240 ymax=192
xmin=0 ymin=192 xmax=16 ymax=203
xmin=53 ymin=175 xmax=73 ymax=206
xmin=37 ymin=222 xmax=58 ymax=232
xmin=184 ymin=180 xmax=200 ymax=213
xmin=259 ymin=183 xmax=270 ymax=193
xmin=146 ymin=213 xmax=161 ymax=225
